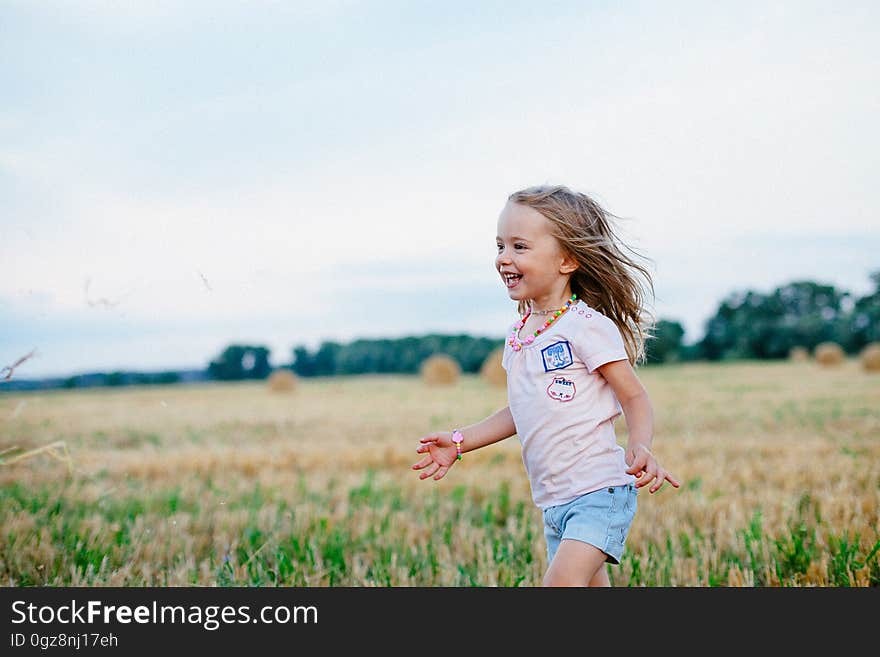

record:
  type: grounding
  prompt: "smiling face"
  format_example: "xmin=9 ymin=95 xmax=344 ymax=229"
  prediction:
xmin=495 ymin=201 xmax=578 ymax=310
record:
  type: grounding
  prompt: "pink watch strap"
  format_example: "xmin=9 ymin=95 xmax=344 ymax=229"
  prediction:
xmin=452 ymin=429 xmax=463 ymax=460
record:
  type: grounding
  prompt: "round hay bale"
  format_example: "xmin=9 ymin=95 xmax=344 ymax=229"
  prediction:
xmin=860 ymin=342 xmax=880 ymax=372
xmin=267 ymin=368 xmax=298 ymax=392
xmin=420 ymin=354 xmax=460 ymax=385
xmin=480 ymin=346 xmax=506 ymax=387
xmin=788 ymin=346 xmax=809 ymax=362
xmin=814 ymin=342 xmax=845 ymax=366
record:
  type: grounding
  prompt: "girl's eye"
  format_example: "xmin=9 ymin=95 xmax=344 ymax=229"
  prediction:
xmin=514 ymin=243 xmax=525 ymax=250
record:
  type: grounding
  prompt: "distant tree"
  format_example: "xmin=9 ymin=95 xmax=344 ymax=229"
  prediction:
xmin=678 ymin=343 xmax=703 ymax=362
xmin=208 ymin=344 xmax=271 ymax=380
xmin=154 ymin=371 xmax=181 ymax=385
xmin=313 ymin=341 xmax=342 ymax=376
xmin=336 ymin=339 xmax=391 ymax=375
xmin=291 ymin=342 xmax=344 ymax=377
xmin=697 ymin=280 xmax=851 ymax=360
xmin=846 ymin=270 xmax=880 ymax=350
xmin=645 ymin=319 xmax=686 ymax=364
xmin=291 ymin=345 xmax=316 ymax=377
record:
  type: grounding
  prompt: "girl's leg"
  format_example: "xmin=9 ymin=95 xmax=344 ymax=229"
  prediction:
xmin=589 ymin=565 xmax=610 ymax=587
xmin=542 ymin=539 xmax=608 ymax=587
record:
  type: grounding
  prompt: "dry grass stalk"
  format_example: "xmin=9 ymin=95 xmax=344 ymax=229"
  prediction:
xmin=84 ymin=278 xmax=135 ymax=309
xmin=1 ymin=349 xmax=37 ymax=381
xmin=0 ymin=441 xmax=73 ymax=475
xmin=197 ymin=270 xmax=213 ymax=292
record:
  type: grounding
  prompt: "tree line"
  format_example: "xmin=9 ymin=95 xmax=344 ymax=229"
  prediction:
xmin=214 ymin=273 xmax=880 ymax=379
xmin=694 ymin=275 xmax=879 ymax=360
xmin=3 ymin=273 xmax=877 ymax=391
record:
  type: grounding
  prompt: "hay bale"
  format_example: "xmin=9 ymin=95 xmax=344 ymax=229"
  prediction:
xmin=860 ymin=342 xmax=880 ymax=372
xmin=267 ymin=368 xmax=298 ymax=392
xmin=420 ymin=354 xmax=460 ymax=385
xmin=788 ymin=346 xmax=809 ymax=362
xmin=814 ymin=342 xmax=845 ymax=366
xmin=480 ymin=346 xmax=506 ymax=387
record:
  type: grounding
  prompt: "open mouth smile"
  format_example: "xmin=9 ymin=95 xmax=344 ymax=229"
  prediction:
xmin=502 ymin=272 xmax=522 ymax=288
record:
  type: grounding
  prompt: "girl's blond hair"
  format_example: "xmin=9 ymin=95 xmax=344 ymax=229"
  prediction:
xmin=508 ymin=184 xmax=656 ymax=366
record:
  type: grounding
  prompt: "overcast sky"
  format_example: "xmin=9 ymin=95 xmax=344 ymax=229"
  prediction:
xmin=2 ymin=1 xmax=878 ymax=379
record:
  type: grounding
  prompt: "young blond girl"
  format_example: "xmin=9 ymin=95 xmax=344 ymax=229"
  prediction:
xmin=412 ymin=184 xmax=679 ymax=587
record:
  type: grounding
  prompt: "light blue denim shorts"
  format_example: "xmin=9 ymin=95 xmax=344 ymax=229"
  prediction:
xmin=542 ymin=482 xmax=638 ymax=565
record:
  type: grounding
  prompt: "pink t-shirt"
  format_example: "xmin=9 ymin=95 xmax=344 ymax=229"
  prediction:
xmin=501 ymin=301 xmax=635 ymax=509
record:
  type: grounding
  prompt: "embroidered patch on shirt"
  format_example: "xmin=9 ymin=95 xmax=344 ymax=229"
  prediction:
xmin=546 ymin=376 xmax=576 ymax=402
xmin=540 ymin=340 xmax=573 ymax=372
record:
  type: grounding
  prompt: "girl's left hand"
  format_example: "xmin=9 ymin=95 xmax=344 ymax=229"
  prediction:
xmin=625 ymin=444 xmax=680 ymax=493
xmin=411 ymin=431 xmax=459 ymax=481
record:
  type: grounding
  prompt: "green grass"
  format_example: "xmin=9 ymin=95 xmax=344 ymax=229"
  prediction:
xmin=3 ymin=475 xmax=878 ymax=587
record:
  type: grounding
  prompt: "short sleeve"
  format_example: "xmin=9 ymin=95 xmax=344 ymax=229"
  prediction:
xmin=500 ymin=325 xmax=515 ymax=371
xmin=572 ymin=311 xmax=629 ymax=374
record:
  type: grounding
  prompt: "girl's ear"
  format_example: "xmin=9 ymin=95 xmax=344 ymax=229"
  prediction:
xmin=560 ymin=252 xmax=578 ymax=275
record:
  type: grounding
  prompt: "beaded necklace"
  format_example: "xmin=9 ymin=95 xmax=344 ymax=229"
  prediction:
xmin=508 ymin=293 xmax=577 ymax=352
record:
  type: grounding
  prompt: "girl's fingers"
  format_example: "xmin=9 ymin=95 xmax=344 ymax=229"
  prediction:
xmin=433 ymin=465 xmax=449 ymax=481
xmin=628 ymin=456 xmax=681 ymax=492
xmin=412 ymin=455 xmax=433 ymax=470
xmin=625 ymin=456 xmax=639 ymax=474
xmin=420 ymin=435 xmax=440 ymax=444
xmin=636 ymin=469 xmax=657 ymax=489
xmin=625 ymin=456 xmax=647 ymax=475
xmin=649 ymin=472 xmax=665 ymax=493
xmin=419 ymin=461 xmax=440 ymax=480
xmin=625 ymin=449 xmax=641 ymax=468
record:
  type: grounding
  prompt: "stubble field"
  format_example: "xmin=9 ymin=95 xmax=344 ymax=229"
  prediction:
xmin=1 ymin=359 xmax=878 ymax=586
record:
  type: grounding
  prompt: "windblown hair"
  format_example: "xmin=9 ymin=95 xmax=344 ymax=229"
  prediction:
xmin=508 ymin=184 xmax=656 ymax=366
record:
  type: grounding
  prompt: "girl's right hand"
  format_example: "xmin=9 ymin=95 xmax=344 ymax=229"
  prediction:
xmin=411 ymin=431 xmax=459 ymax=481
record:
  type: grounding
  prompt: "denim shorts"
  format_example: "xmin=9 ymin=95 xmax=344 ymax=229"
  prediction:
xmin=542 ymin=482 xmax=638 ymax=565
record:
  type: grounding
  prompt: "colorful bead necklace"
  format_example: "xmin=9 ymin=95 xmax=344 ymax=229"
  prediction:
xmin=508 ymin=293 xmax=577 ymax=352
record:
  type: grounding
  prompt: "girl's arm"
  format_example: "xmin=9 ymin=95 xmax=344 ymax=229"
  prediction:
xmin=596 ymin=359 xmax=680 ymax=494
xmin=412 ymin=406 xmax=516 ymax=481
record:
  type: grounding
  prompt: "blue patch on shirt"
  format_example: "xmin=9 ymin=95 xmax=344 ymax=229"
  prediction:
xmin=540 ymin=341 xmax=573 ymax=372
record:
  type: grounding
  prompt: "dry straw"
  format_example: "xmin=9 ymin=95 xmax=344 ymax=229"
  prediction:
xmin=788 ymin=346 xmax=809 ymax=362
xmin=0 ymin=441 xmax=73 ymax=475
xmin=860 ymin=342 xmax=880 ymax=373
xmin=814 ymin=342 xmax=845 ymax=366
xmin=420 ymin=354 xmax=460 ymax=385
xmin=480 ymin=346 xmax=506 ymax=387
xmin=267 ymin=368 xmax=298 ymax=392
